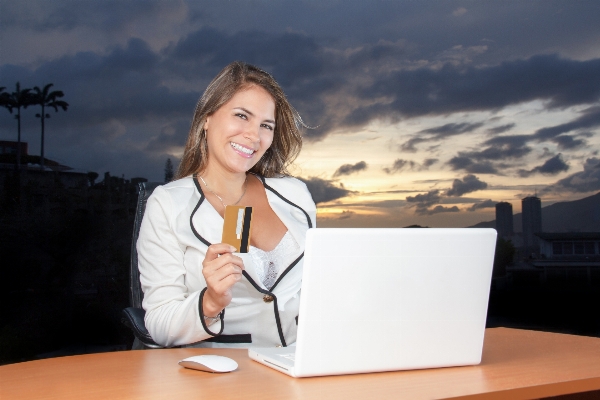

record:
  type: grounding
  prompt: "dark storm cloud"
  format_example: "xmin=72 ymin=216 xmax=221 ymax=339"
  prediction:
xmin=399 ymin=122 xmax=483 ymax=152
xmin=383 ymin=159 xmax=416 ymax=174
xmin=333 ymin=161 xmax=368 ymax=177
xmin=543 ymin=157 xmax=600 ymax=194
xmin=447 ymin=157 xmax=498 ymax=174
xmin=532 ymin=106 xmax=600 ymax=149
xmin=166 ymin=29 xmax=600 ymax=140
xmin=447 ymin=134 xmax=533 ymax=174
xmin=405 ymin=189 xmax=444 ymax=215
xmin=0 ymin=38 xmax=198 ymax=133
xmin=355 ymin=55 xmax=600 ymax=127
xmin=518 ymin=154 xmax=569 ymax=177
xmin=5 ymin=27 xmax=600 ymax=146
xmin=405 ymin=189 xmax=441 ymax=207
xmin=298 ymin=177 xmax=353 ymax=204
xmin=487 ymin=123 xmax=515 ymax=134
xmin=2 ymin=1 xmax=173 ymax=32
xmin=420 ymin=122 xmax=483 ymax=136
xmin=419 ymin=205 xmax=460 ymax=216
xmin=4 ymin=2 xmax=600 ymax=182
xmin=469 ymin=199 xmax=496 ymax=211
xmin=446 ymin=174 xmax=488 ymax=197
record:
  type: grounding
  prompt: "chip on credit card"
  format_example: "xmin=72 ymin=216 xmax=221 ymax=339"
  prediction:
xmin=221 ymin=205 xmax=253 ymax=253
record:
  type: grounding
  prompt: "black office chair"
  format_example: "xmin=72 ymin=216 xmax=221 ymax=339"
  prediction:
xmin=121 ymin=182 xmax=163 ymax=349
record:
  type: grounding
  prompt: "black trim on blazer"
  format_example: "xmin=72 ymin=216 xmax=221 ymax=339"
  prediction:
xmin=199 ymin=287 xmax=225 ymax=337
xmin=259 ymin=175 xmax=314 ymax=229
xmin=204 ymin=334 xmax=252 ymax=344
xmin=270 ymin=252 xmax=303 ymax=292
xmin=190 ymin=175 xmax=211 ymax=247
xmin=241 ymin=271 xmax=287 ymax=347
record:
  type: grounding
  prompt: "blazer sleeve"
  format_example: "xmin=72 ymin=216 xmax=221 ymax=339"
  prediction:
xmin=137 ymin=186 xmax=221 ymax=347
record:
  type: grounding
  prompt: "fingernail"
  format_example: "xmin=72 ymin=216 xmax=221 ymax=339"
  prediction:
xmin=230 ymin=246 xmax=237 ymax=252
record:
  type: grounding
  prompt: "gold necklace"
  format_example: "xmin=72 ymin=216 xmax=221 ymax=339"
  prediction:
xmin=199 ymin=175 xmax=248 ymax=208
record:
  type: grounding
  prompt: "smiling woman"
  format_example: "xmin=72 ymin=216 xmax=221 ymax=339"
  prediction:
xmin=136 ymin=61 xmax=316 ymax=348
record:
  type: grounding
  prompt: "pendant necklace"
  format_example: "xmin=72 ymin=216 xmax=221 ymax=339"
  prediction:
xmin=199 ymin=175 xmax=248 ymax=208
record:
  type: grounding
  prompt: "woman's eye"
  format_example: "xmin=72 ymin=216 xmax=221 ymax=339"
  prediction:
xmin=236 ymin=113 xmax=247 ymax=120
xmin=261 ymin=124 xmax=274 ymax=131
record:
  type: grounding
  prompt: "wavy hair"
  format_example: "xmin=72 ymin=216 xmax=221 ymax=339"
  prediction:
xmin=175 ymin=61 xmax=307 ymax=179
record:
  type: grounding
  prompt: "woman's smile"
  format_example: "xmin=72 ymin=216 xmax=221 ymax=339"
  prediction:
xmin=230 ymin=141 xmax=256 ymax=158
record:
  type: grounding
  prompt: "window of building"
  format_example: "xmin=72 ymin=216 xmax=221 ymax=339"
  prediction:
xmin=574 ymin=242 xmax=585 ymax=255
xmin=552 ymin=242 xmax=563 ymax=255
xmin=563 ymin=242 xmax=573 ymax=255
xmin=584 ymin=242 xmax=596 ymax=255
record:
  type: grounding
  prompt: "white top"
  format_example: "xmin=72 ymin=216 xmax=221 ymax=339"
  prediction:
xmin=137 ymin=175 xmax=316 ymax=348
xmin=249 ymin=231 xmax=300 ymax=290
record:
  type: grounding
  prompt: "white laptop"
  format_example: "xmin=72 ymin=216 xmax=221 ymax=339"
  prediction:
xmin=248 ymin=228 xmax=497 ymax=377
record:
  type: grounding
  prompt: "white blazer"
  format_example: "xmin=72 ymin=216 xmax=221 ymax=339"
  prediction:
xmin=137 ymin=175 xmax=316 ymax=348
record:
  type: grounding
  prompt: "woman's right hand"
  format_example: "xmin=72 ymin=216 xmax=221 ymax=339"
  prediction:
xmin=201 ymin=243 xmax=245 ymax=317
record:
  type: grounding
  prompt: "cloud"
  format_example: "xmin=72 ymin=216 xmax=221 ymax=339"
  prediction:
xmin=420 ymin=205 xmax=460 ymax=215
xmin=298 ymin=177 xmax=352 ymax=204
xmin=469 ymin=199 xmax=497 ymax=211
xmin=420 ymin=122 xmax=483 ymax=136
xmin=518 ymin=154 xmax=569 ymax=177
xmin=487 ymin=123 xmax=515 ymax=134
xmin=533 ymin=106 xmax=600 ymax=142
xmin=447 ymin=134 xmax=532 ymax=173
xmin=406 ymin=189 xmax=447 ymax=215
xmin=383 ymin=159 xmax=416 ymax=174
xmin=333 ymin=161 xmax=368 ymax=177
xmin=406 ymin=189 xmax=441 ymax=207
xmin=447 ymin=157 xmax=499 ymax=174
xmin=544 ymin=157 xmax=600 ymax=194
xmin=400 ymin=122 xmax=483 ymax=152
xmin=352 ymin=54 xmax=600 ymax=132
xmin=446 ymin=174 xmax=488 ymax=196
xmin=423 ymin=158 xmax=439 ymax=168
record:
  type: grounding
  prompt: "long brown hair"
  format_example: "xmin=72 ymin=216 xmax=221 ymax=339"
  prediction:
xmin=175 ymin=61 xmax=306 ymax=179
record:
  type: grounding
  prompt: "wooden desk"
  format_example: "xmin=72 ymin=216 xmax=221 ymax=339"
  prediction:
xmin=2 ymin=328 xmax=600 ymax=400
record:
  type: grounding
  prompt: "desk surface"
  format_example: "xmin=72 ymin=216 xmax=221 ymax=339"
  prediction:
xmin=2 ymin=328 xmax=600 ymax=400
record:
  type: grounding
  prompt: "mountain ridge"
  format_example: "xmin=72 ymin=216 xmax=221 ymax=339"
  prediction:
xmin=468 ymin=191 xmax=600 ymax=232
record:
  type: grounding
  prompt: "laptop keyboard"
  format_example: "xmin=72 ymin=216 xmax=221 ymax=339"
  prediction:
xmin=279 ymin=353 xmax=295 ymax=361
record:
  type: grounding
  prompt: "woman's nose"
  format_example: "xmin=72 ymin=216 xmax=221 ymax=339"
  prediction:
xmin=244 ymin=124 xmax=261 ymax=142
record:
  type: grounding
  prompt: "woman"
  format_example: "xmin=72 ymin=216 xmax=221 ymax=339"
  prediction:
xmin=137 ymin=62 xmax=316 ymax=348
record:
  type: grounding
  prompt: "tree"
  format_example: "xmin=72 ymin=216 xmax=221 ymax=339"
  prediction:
xmin=0 ymin=87 xmax=9 ymax=107
xmin=3 ymin=83 xmax=34 ymax=169
xmin=164 ymin=158 xmax=174 ymax=182
xmin=493 ymin=237 xmax=515 ymax=277
xmin=32 ymin=84 xmax=69 ymax=170
xmin=87 ymin=171 xmax=99 ymax=186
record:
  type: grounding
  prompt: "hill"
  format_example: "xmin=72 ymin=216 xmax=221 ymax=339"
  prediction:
xmin=469 ymin=191 xmax=600 ymax=232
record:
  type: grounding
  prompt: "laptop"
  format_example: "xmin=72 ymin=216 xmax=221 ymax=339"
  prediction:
xmin=248 ymin=228 xmax=497 ymax=377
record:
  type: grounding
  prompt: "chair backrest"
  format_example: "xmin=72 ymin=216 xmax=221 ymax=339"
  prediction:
xmin=130 ymin=182 xmax=162 ymax=309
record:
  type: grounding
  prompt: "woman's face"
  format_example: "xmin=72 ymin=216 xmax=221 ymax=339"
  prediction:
xmin=204 ymin=85 xmax=276 ymax=175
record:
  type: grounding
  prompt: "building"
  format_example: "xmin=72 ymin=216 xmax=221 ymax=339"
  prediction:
xmin=532 ymin=232 xmax=600 ymax=287
xmin=495 ymin=202 xmax=513 ymax=238
xmin=522 ymin=196 xmax=542 ymax=253
xmin=0 ymin=140 xmax=28 ymax=155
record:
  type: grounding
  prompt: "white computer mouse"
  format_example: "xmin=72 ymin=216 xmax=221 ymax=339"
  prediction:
xmin=178 ymin=355 xmax=238 ymax=373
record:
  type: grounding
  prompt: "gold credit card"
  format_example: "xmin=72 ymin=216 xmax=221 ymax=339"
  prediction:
xmin=222 ymin=205 xmax=253 ymax=253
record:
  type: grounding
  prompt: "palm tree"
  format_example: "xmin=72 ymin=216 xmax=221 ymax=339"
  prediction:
xmin=4 ymin=83 xmax=34 ymax=169
xmin=0 ymin=87 xmax=8 ymax=107
xmin=32 ymin=84 xmax=69 ymax=170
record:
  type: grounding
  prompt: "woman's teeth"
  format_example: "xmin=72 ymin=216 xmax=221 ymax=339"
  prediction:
xmin=231 ymin=142 xmax=254 ymax=155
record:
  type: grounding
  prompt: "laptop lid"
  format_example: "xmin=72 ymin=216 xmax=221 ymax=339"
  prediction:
xmin=291 ymin=228 xmax=496 ymax=377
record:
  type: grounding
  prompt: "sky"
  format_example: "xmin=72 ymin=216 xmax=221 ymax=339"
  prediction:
xmin=1 ymin=0 xmax=600 ymax=228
